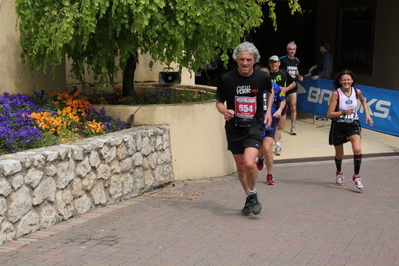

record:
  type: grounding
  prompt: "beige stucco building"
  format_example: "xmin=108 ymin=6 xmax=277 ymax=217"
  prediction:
xmin=65 ymin=53 xmax=195 ymax=88
xmin=0 ymin=0 xmax=66 ymax=94
xmin=309 ymin=0 xmax=398 ymax=91
xmin=2 ymin=0 xmax=398 ymax=94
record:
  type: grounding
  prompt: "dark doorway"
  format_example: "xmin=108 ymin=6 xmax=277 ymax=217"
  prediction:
xmin=250 ymin=0 xmax=318 ymax=73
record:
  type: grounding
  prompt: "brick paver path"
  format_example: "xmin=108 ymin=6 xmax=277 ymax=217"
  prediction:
xmin=0 ymin=156 xmax=398 ymax=266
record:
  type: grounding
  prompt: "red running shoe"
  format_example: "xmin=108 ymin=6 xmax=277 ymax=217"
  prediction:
xmin=266 ymin=174 xmax=275 ymax=185
xmin=257 ymin=158 xmax=264 ymax=171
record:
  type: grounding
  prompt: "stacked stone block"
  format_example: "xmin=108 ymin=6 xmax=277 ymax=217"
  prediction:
xmin=0 ymin=125 xmax=173 ymax=245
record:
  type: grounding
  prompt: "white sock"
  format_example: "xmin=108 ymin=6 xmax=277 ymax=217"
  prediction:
xmin=248 ymin=189 xmax=256 ymax=195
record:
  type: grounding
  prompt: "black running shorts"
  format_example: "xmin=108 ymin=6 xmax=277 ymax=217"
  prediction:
xmin=329 ymin=120 xmax=362 ymax=146
xmin=227 ymin=125 xmax=263 ymax=154
xmin=285 ymin=87 xmax=298 ymax=95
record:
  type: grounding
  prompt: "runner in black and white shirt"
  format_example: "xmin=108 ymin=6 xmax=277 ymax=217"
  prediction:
xmin=279 ymin=41 xmax=303 ymax=135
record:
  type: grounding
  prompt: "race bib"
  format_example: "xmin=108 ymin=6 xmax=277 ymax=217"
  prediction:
xmin=287 ymin=66 xmax=297 ymax=78
xmin=235 ymin=96 xmax=257 ymax=119
xmin=337 ymin=112 xmax=358 ymax=123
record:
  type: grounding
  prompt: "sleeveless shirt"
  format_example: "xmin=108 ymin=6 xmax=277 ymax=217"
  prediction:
xmin=336 ymin=87 xmax=359 ymax=123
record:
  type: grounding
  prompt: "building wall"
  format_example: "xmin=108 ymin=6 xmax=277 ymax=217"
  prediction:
xmin=315 ymin=1 xmax=338 ymax=55
xmin=0 ymin=0 xmax=66 ymax=95
xmin=315 ymin=0 xmax=399 ymax=91
xmin=66 ymin=53 xmax=195 ymax=87
xmin=133 ymin=53 xmax=194 ymax=85
xmin=358 ymin=0 xmax=399 ymax=90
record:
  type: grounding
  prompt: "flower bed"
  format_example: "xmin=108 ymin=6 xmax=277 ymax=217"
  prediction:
xmin=0 ymin=84 xmax=235 ymax=185
xmin=0 ymin=91 xmax=125 ymax=155
xmin=0 ymin=85 xmax=214 ymax=155
xmin=87 ymin=84 xmax=215 ymax=105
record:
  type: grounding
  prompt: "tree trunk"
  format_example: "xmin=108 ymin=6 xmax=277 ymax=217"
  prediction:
xmin=122 ymin=53 xmax=137 ymax=97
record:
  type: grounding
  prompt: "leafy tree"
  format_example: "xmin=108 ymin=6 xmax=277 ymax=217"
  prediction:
xmin=15 ymin=0 xmax=301 ymax=96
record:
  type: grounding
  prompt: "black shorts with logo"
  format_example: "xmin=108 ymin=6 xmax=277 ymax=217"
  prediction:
xmin=225 ymin=118 xmax=263 ymax=154
xmin=329 ymin=119 xmax=362 ymax=146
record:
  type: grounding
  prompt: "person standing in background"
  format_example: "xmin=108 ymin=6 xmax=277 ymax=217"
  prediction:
xmin=305 ymin=41 xmax=333 ymax=80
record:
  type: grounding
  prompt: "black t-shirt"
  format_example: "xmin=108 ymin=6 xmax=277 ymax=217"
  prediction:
xmin=269 ymin=69 xmax=294 ymax=88
xmin=216 ymin=69 xmax=272 ymax=138
xmin=279 ymin=56 xmax=300 ymax=79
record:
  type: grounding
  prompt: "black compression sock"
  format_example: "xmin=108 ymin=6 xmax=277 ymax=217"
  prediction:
xmin=354 ymin=154 xmax=362 ymax=175
xmin=335 ymin=157 xmax=342 ymax=173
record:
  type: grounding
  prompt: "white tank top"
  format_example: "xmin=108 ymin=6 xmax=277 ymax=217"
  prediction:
xmin=336 ymin=87 xmax=359 ymax=123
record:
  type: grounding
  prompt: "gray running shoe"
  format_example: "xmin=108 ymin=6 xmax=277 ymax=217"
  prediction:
xmin=249 ymin=193 xmax=263 ymax=215
xmin=290 ymin=126 xmax=297 ymax=135
xmin=241 ymin=196 xmax=253 ymax=216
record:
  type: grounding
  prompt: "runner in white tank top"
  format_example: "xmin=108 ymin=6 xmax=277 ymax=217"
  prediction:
xmin=326 ymin=70 xmax=373 ymax=191
xmin=336 ymin=87 xmax=359 ymax=123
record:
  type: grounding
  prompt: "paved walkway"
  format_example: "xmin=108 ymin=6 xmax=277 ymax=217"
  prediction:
xmin=0 ymin=112 xmax=398 ymax=266
xmin=0 ymin=155 xmax=398 ymax=265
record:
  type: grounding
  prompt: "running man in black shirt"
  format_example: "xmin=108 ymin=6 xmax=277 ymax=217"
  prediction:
xmin=279 ymin=41 xmax=303 ymax=135
xmin=216 ymin=42 xmax=273 ymax=216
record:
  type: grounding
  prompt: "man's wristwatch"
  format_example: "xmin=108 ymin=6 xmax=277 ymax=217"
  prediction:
xmin=342 ymin=110 xmax=346 ymax=116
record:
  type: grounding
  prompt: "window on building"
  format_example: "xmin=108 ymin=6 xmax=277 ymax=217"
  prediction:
xmin=337 ymin=0 xmax=376 ymax=74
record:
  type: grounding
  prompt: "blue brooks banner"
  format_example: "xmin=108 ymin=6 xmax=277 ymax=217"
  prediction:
xmin=297 ymin=77 xmax=399 ymax=136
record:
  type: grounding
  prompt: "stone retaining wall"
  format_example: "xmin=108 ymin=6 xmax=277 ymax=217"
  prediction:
xmin=0 ymin=125 xmax=173 ymax=245
xmin=95 ymin=84 xmax=237 ymax=180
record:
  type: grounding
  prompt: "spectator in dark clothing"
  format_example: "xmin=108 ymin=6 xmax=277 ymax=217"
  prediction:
xmin=305 ymin=41 xmax=333 ymax=80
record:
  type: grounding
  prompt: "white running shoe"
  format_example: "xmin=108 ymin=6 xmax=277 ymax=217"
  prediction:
xmin=290 ymin=126 xmax=297 ymax=135
xmin=274 ymin=146 xmax=281 ymax=156
xmin=352 ymin=176 xmax=364 ymax=191
xmin=336 ymin=173 xmax=344 ymax=186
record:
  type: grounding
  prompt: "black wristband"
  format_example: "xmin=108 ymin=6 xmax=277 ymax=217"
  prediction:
xmin=342 ymin=110 xmax=346 ymax=116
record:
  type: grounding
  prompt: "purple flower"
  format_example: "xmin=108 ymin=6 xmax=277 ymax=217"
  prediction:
xmin=0 ymin=91 xmax=125 ymax=154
